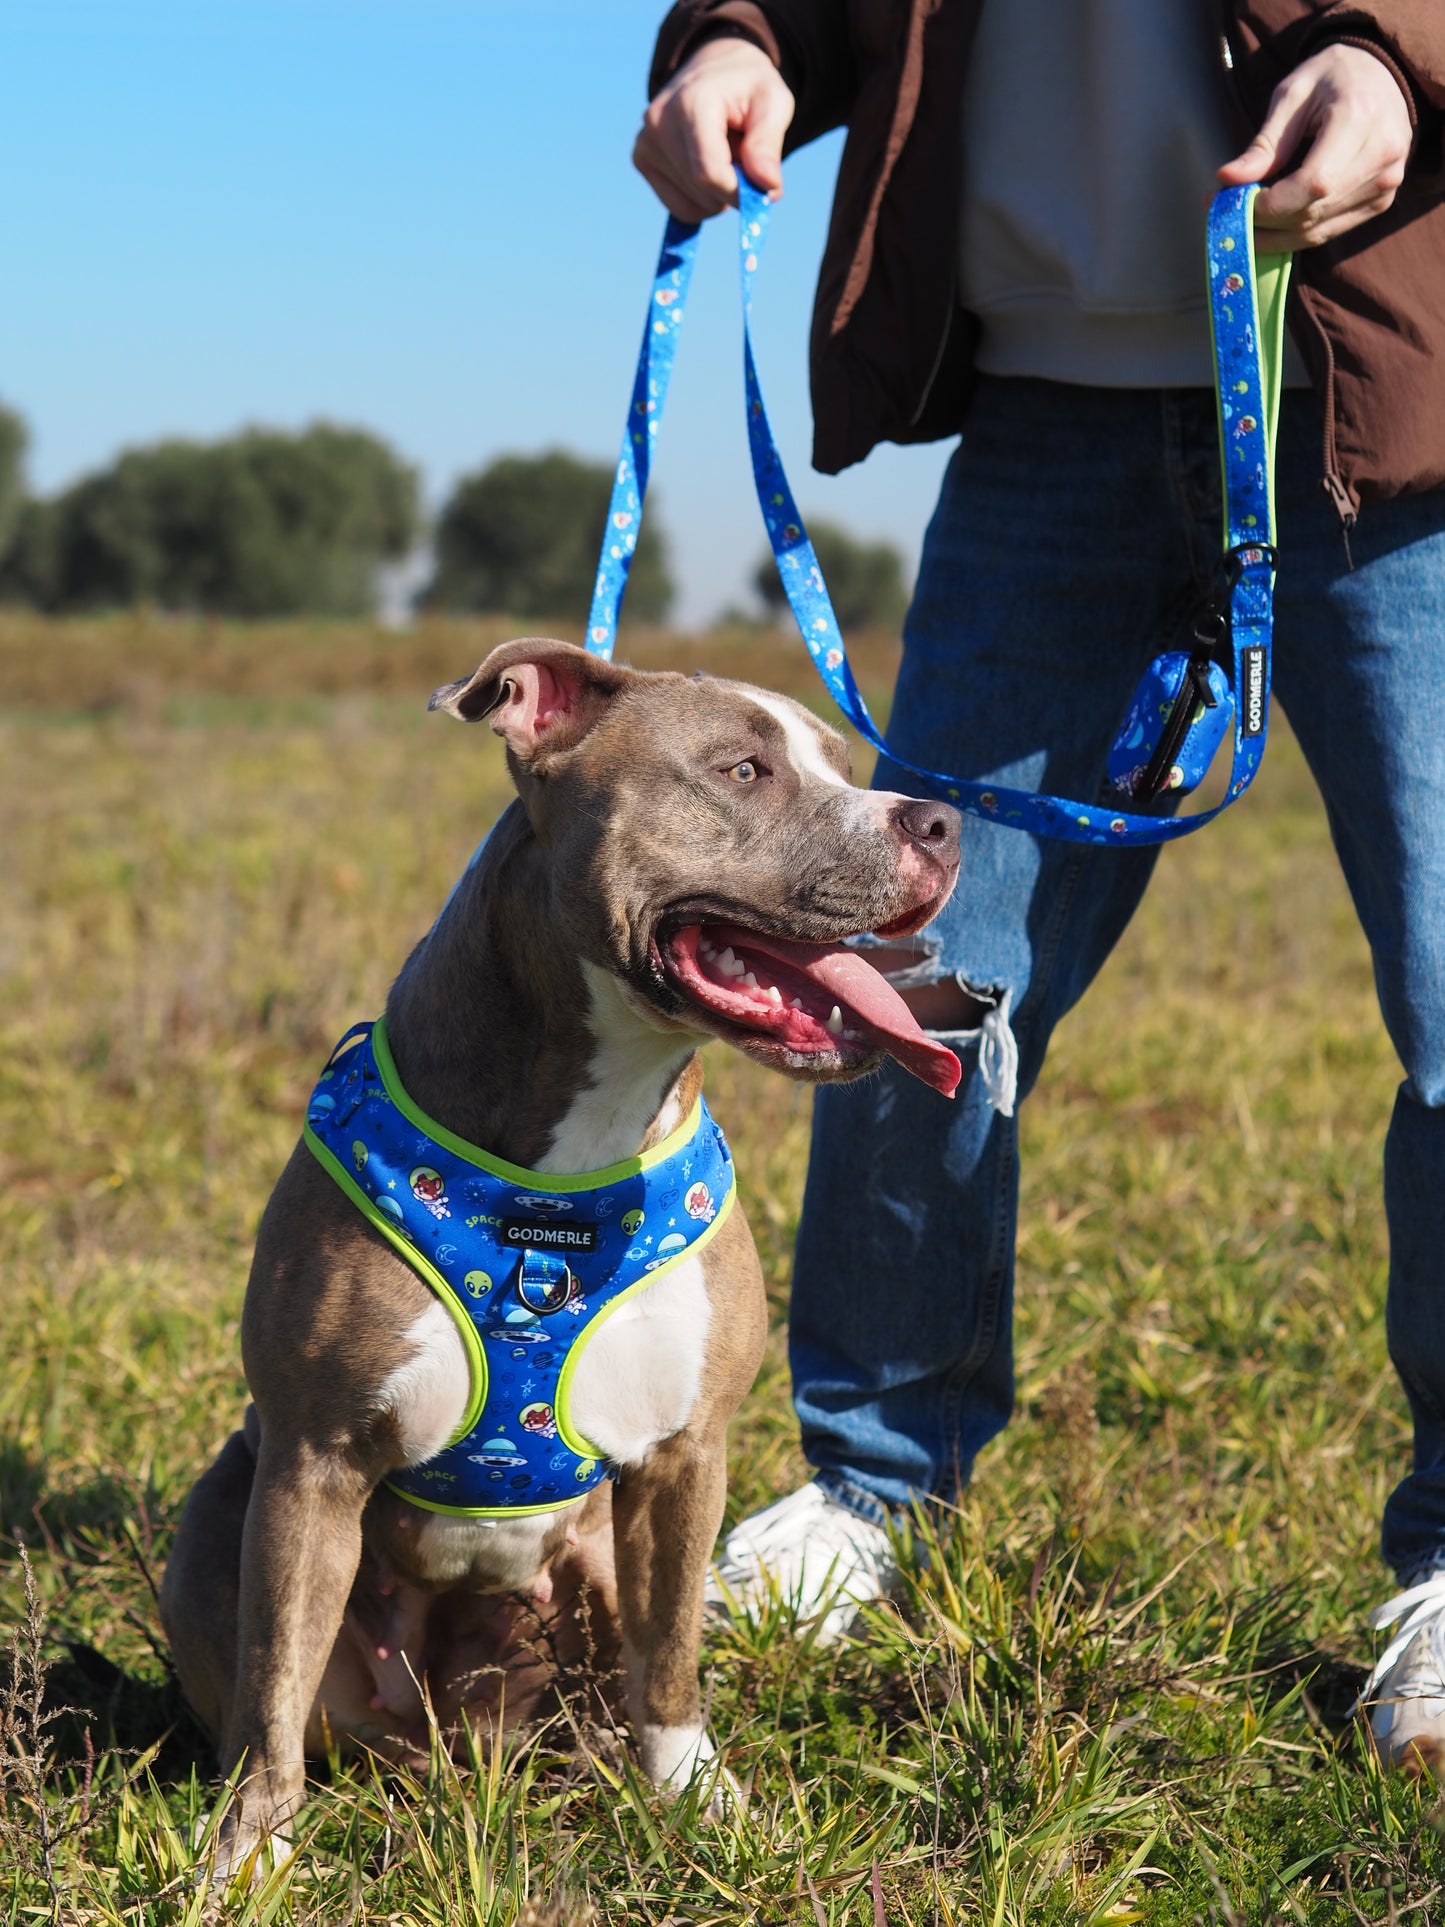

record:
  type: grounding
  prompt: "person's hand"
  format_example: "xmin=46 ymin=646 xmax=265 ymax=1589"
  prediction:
xmin=1218 ymin=43 xmax=1412 ymax=251
xmin=634 ymin=37 xmax=795 ymax=221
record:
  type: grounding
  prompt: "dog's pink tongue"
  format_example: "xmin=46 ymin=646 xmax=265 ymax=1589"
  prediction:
xmin=713 ymin=926 xmax=961 ymax=1098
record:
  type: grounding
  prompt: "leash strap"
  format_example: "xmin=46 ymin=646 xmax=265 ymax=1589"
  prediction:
xmin=585 ymin=217 xmax=700 ymax=658
xmin=588 ymin=181 xmax=1289 ymax=847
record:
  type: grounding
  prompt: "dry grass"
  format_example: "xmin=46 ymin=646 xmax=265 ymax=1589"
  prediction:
xmin=1 ymin=611 xmax=1441 ymax=1922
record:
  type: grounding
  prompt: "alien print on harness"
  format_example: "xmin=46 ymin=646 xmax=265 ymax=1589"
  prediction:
xmin=303 ymin=1021 xmax=735 ymax=1517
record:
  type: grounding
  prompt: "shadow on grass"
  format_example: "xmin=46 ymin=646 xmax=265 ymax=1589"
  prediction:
xmin=44 ymin=1642 xmax=213 ymax=1785
xmin=0 ymin=1441 xmax=151 ymax=1549
xmin=1 ymin=1440 xmax=214 ymax=1786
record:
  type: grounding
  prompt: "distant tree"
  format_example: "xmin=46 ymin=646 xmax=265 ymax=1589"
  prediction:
xmin=753 ymin=519 xmax=909 ymax=633
xmin=0 ymin=423 xmax=418 ymax=616
xmin=0 ymin=403 xmax=26 ymax=563
xmin=425 ymin=450 xmax=673 ymax=624
xmin=0 ymin=501 xmax=61 ymax=607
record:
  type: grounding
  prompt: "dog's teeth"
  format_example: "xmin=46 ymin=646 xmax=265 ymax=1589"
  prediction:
xmin=790 ymin=997 xmax=803 ymax=1010
xmin=844 ymin=1027 xmax=860 ymax=1041
xmin=742 ymin=971 xmax=758 ymax=988
xmin=826 ymin=1006 xmax=844 ymax=1035
xmin=767 ymin=985 xmax=783 ymax=1005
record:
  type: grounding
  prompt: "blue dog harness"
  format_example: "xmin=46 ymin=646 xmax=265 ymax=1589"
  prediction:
xmin=584 ymin=178 xmax=1290 ymax=848
xmin=304 ymin=1021 xmax=737 ymax=1518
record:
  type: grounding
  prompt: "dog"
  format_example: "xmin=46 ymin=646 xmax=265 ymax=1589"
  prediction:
xmin=160 ymin=636 xmax=962 ymax=1879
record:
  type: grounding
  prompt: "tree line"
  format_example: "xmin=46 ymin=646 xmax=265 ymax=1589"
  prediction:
xmin=0 ymin=401 xmax=906 ymax=629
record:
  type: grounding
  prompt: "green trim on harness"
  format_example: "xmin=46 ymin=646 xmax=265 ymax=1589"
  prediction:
xmin=303 ymin=1019 xmax=737 ymax=1519
xmin=371 ymin=1016 xmax=704 ymax=1191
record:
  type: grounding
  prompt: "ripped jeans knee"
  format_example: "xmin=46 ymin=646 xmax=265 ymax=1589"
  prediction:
xmin=868 ymin=942 xmax=1019 ymax=1117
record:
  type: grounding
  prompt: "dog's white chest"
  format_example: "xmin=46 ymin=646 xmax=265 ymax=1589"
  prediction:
xmin=566 ymin=1255 xmax=711 ymax=1463
xmin=380 ymin=1258 xmax=711 ymax=1476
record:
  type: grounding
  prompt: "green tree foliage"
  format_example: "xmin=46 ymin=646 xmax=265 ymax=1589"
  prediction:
xmin=0 ymin=424 xmax=418 ymax=616
xmin=0 ymin=402 xmax=27 ymax=562
xmin=425 ymin=449 xmax=673 ymax=624
xmin=753 ymin=518 xmax=908 ymax=632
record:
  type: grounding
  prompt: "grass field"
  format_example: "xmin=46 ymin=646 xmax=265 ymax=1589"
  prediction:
xmin=2 ymin=611 xmax=1442 ymax=1923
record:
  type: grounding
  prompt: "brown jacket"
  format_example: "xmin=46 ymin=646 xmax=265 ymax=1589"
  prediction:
xmin=651 ymin=0 xmax=1445 ymax=517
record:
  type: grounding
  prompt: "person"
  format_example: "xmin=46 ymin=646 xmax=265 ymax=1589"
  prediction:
xmin=635 ymin=1 xmax=1445 ymax=1767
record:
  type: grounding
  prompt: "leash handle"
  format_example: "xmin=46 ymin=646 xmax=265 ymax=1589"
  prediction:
xmin=588 ymin=180 xmax=1288 ymax=848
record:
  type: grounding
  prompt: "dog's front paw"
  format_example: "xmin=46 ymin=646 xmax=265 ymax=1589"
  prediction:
xmin=197 ymin=1809 xmax=295 ymax=1893
xmin=639 ymin=1723 xmax=742 ymax=1819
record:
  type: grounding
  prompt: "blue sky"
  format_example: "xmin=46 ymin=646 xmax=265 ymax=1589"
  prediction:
xmin=0 ymin=0 xmax=952 ymax=625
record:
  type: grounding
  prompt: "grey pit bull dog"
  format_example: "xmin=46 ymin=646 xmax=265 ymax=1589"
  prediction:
xmin=161 ymin=637 xmax=962 ymax=1880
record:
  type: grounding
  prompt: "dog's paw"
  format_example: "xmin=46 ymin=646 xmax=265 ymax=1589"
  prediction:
xmin=196 ymin=1811 xmax=294 ymax=1893
xmin=639 ymin=1723 xmax=743 ymax=1820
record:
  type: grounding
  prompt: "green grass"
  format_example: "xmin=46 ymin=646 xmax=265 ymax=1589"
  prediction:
xmin=2 ymin=612 xmax=1442 ymax=1922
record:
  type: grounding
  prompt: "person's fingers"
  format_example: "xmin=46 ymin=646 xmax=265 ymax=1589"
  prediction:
xmin=635 ymin=100 xmax=737 ymax=210
xmin=677 ymin=94 xmax=742 ymax=205
xmin=631 ymin=140 xmax=720 ymax=224
xmin=1217 ymin=46 xmax=1412 ymax=250
xmin=633 ymin=40 xmax=794 ymax=219
xmin=1252 ymin=183 xmax=1401 ymax=251
xmin=734 ymin=77 xmax=793 ymax=195
xmin=1255 ymin=110 xmax=1374 ymax=221
xmin=1217 ymin=69 xmax=1318 ymax=188
xmin=633 ymin=103 xmax=735 ymax=217
xmin=1252 ymin=109 xmax=1403 ymax=247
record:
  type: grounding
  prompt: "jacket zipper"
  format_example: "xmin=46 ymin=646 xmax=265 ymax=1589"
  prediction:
xmin=908 ymin=276 xmax=960 ymax=430
xmin=1300 ymin=290 xmax=1358 ymax=552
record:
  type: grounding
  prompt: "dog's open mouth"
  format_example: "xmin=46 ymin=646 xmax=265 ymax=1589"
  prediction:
xmin=660 ymin=922 xmax=961 ymax=1097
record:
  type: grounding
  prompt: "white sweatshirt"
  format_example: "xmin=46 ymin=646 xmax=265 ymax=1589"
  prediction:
xmin=958 ymin=0 xmax=1286 ymax=386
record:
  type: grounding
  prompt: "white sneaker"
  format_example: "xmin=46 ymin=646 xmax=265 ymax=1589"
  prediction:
xmin=706 ymin=1482 xmax=898 ymax=1644
xmin=1362 ymin=1569 xmax=1445 ymax=1772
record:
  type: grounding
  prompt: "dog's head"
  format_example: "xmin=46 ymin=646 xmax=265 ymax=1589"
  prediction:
xmin=431 ymin=638 xmax=963 ymax=1095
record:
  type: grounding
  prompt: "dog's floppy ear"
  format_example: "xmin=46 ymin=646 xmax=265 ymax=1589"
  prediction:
xmin=429 ymin=638 xmax=632 ymax=764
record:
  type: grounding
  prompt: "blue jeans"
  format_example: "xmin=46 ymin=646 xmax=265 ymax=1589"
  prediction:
xmin=791 ymin=378 xmax=1445 ymax=1580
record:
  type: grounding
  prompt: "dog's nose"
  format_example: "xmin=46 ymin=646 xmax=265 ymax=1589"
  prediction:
xmin=891 ymin=796 xmax=962 ymax=862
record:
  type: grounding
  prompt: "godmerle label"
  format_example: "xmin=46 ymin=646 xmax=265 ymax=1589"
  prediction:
xmin=501 ymin=1218 xmax=599 ymax=1252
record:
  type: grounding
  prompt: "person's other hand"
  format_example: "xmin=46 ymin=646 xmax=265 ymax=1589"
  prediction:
xmin=1218 ymin=43 xmax=1412 ymax=251
xmin=634 ymin=37 xmax=795 ymax=221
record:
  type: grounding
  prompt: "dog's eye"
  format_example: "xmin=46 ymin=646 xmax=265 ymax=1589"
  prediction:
xmin=724 ymin=760 xmax=761 ymax=784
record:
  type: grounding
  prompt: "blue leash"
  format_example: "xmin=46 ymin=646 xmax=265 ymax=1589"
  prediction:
xmin=587 ymin=179 xmax=1290 ymax=848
